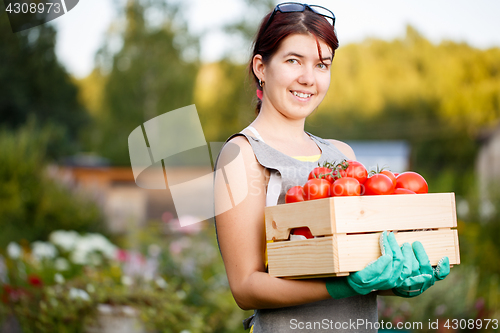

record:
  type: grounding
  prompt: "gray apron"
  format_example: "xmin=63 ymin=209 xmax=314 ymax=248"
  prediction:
xmin=215 ymin=131 xmax=378 ymax=333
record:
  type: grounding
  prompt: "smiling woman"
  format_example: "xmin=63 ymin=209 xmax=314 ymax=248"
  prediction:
xmin=212 ymin=3 xmax=368 ymax=332
xmin=213 ymin=3 xmax=401 ymax=333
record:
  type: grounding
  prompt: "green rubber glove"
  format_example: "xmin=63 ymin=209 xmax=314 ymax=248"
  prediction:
xmin=325 ymin=276 xmax=359 ymax=299
xmin=346 ymin=231 xmax=407 ymax=294
xmin=396 ymin=242 xmax=415 ymax=286
xmin=326 ymin=231 xmax=408 ymax=299
xmin=392 ymin=241 xmax=450 ymax=298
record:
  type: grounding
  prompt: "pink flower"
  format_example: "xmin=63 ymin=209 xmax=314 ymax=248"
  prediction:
xmin=116 ymin=249 xmax=129 ymax=262
xmin=169 ymin=241 xmax=183 ymax=255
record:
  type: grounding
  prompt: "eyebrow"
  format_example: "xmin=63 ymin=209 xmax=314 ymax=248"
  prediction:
xmin=283 ymin=52 xmax=333 ymax=62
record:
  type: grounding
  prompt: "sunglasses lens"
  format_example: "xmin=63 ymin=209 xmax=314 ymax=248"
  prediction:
xmin=278 ymin=3 xmax=305 ymax=13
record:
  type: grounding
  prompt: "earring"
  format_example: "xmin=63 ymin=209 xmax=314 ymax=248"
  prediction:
xmin=259 ymin=79 xmax=264 ymax=87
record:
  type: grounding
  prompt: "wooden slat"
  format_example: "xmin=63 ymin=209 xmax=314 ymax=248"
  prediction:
xmin=452 ymin=229 xmax=461 ymax=265
xmin=333 ymin=193 xmax=457 ymax=233
xmin=336 ymin=229 xmax=460 ymax=273
xmin=265 ymin=193 xmax=457 ymax=241
xmin=265 ymin=199 xmax=333 ymax=241
xmin=267 ymin=229 xmax=460 ymax=278
xmin=267 ymin=236 xmax=338 ymax=278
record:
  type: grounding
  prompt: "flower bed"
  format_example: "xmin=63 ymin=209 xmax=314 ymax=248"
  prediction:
xmin=0 ymin=223 xmax=249 ymax=333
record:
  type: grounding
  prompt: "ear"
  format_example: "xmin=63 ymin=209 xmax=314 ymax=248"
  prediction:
xmin=252 ymin=54 xmax=265 ymax=82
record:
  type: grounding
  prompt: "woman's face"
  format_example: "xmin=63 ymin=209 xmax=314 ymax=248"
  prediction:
xmin=255 ymin=33 xmax=333 ymax=120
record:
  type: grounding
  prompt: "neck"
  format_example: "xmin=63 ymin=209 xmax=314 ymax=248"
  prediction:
xmin=251 ymin=106 xmax=309 ymax=144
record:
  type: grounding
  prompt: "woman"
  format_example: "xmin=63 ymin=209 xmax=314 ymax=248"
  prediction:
xmin=214 ymin=3 xmax=449 ymax=332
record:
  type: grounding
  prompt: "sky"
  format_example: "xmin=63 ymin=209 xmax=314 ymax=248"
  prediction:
xmin=52 ymin=0 xmax=500 ymax=79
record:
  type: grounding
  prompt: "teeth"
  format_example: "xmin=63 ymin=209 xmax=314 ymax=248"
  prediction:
xmin=293 ymin=91 xmax=312 ymax=98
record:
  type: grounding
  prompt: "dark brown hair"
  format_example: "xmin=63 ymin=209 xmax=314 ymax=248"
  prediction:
xmin=250 ymin=7 xmax=339 ymax=113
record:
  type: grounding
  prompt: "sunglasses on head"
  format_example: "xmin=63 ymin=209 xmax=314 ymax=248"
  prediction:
xmin=262 ymin=2 xmax=336 ymax=34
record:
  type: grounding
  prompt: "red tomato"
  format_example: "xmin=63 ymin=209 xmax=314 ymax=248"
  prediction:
xmin=392 ymin=188 xmax=416 ymax=195
xmin=291 ymin=227 xmax=314 ymax=239
xmin=308 ymin=167 xmax=335 ymax=183
xmin=331 ymin=177 xmax=361 ymax=196
xmin=303 ymin=178 xmax=331 ymax=200
xmin=396 ymin=172 xmax=428 ymax=194
xmin=380 ymin=170 xmax=397 ymax=188
xmin=285 ymin=186 xmax=305 ymax=203
xmin=344 ymin=161 xmax=368 ymax=184
xmin=363 ymin=174 xmax=395 ymax=195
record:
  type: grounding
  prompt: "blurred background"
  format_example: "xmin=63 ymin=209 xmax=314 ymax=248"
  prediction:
xmin=1 ymin=0 xmax=500 ymax=332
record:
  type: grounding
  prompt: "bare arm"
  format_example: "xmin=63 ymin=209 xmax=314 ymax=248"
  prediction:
xmin=214 ymin=136 xmax=331 ymax=310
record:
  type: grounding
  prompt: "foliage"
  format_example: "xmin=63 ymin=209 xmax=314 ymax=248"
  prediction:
xmin=457 ymin=185 xmax=500 ymax=294
xmin=0 ymin=9 xmax=90 ymax=157
xmin=378 ymin=264 xmax=499 ymax=332
xmin=0 ymin=124 xmax=106 ymax=247
xmin=130 ymin=220 xmax=252 ymax=333
xmin=0 ymin=223 xmax=251 ymax=333
xmin=194 ymin=60 xmax=255 ymax=143
xmin=84 ymin=0 xmax=200 ymax=166
xmin=379 ymin=185 xmax=500 ymax=332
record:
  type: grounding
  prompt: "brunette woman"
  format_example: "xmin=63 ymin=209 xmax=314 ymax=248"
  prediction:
xmin=214 ymin=3 xmax=449 ymax=332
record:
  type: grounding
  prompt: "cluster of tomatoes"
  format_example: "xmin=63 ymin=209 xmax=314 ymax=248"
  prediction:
xmin=285 ymin=160 xmax=429 ymax=204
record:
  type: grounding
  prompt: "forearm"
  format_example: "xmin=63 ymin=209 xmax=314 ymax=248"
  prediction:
xmin=232 ymin=271 xmax=331 ymax=310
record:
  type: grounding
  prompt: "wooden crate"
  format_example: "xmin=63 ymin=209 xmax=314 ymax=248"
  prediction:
xmin=265 ymin=193 xmax=460 ymax=279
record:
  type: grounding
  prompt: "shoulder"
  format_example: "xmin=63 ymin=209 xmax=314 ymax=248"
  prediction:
xmin=326 ymin=139 xmax=356 ymax=161
xmin=217 ymin=134 xmax=260 ymax=169
xmin=225 ymin=135 xmax=255 ymax=158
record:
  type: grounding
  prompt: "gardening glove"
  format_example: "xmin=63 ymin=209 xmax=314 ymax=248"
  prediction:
xmin=392 ymin=241 xmax=450 ymax=298
xmin=326 ymin=231 xmax=405 ymax=299
xmin=347 ymin=231 xmax=407 ymax=293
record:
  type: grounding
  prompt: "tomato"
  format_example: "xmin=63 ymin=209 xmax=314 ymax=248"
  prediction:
xmin=285 ymin=186 xmax=305 ymax=203
xmin=303 ymin=178 xmax=331 ymax=200
xmin=308 ymin=167 xmax=335 ymax=183
xmin=291 ymin=227 xmax=314 ymax=239
xmin=396 ymin=172 xmax=428 ymax=194
xmin=343 ymin=160 xmax=368 ymax=184
xmin=392 ymin=188 xmax=416 ymax=195
xmin=363 ymin=174 xmax=395 ymax=195
xmin=380 ymin=170 xmax=397 ymax=188
xmin=331 ymin=177 xmax=361 ymax=196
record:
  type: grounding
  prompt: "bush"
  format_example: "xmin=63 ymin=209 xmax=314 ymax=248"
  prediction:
xmin=0 ymin=123 xmax=106 ymax=247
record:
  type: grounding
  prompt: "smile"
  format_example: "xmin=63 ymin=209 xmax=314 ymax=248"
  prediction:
xmin=292 ymin=91 xmax=312 ymax=98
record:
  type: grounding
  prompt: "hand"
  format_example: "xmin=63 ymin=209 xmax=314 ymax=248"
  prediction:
xmin=392 ymin=241 xmax=450 ymax=298
xmin=346 ymin=231 xmax=410 ymax=294
xmin=326 ymin=231 xmax=415 ymax=299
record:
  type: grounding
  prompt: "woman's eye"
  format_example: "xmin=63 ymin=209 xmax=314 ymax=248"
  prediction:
xmin=318 ymin=63 xmax=330 ymax=70
xmin=287 ymin=59 xmax=298 ymax=64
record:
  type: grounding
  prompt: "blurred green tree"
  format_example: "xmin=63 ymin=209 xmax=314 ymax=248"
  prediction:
xmin=88 ymin=0 xmax=200 ymax=165
xmin=0 ymin=9 xmax=90 ymax=158
xmin=0 ymin=123 xmax=106 ymax=247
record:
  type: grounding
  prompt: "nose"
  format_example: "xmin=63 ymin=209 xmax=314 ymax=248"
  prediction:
xmin=297 ymin=66 xmax=315 ymax=86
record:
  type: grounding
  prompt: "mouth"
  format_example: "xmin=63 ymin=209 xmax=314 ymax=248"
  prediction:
xmin=291 ymin=91 xmax=313 ymax=100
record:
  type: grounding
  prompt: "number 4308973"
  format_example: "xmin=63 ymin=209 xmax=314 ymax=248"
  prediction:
xmin=444 ymin=318 xmax=498 ymax=330
xmin=5 ymin=2 xmax=61 ymax=14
